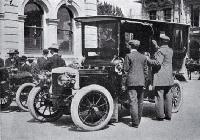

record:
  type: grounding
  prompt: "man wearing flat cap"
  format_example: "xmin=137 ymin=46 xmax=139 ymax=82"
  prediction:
xmin=45 ymin=43 xmax=66 ymax=71
xmin=148 ymin=33 xmax=174 ymax=121
xmin=123 ymin=39 xmax=148 ymax=128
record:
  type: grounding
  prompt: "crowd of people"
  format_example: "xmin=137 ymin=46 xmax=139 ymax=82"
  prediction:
xmin=0 ymin=43 xmax=66 ymax=75
xmin=123 ymin=33 xmax=174 ymax=128
xmin=0 ymin=34 xmax=174 ymax=129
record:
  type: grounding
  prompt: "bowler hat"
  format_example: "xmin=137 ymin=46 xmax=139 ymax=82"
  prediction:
xmin=128 ymin=39 xmax=140 ymax=47
xmin=14 ymin=49 xmax=19 ymax=54
xmin=48 ymin=43 xmax=59 ymax=50
xmin=160 ymin=34 xmax=170 ymax=41
xmin=43 ymin=49 xmax=49 ymax=55
xmin=21 ymin=55 xmax=27 ymax=62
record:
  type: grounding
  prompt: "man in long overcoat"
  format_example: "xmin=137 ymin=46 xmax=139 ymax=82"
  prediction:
xmin=148 ymin=34 xmax=174 ymax=120
xmin=123 ymin=39 xmax=148 ymax=128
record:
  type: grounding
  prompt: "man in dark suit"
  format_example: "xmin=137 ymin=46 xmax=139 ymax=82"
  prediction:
xmin=148 ymin=34 xmax=174 ymax=121
xmin=0 ymin=52 xmax=4 ymax=67
xmin=123 ymin=39 xmax=148 ymax=128
xmin=5 ymin=49 xmax=18 ymax=68
xmin=37 ymin=49 xmax=49 ymax=71
xmin=46 ymin=44 xmax=66 ymax=71
xmin=19 ymin=55 xmax=31 ymax=72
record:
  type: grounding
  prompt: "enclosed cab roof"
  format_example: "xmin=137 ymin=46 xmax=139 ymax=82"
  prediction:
xmin=75 ymin=15 xmax=190 ymax=27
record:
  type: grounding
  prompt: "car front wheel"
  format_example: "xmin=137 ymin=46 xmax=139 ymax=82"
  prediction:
xmin=71 ymin=84 xmax=114 ymax=131
xmin=27 ymin=87 xmax=63 ymax=122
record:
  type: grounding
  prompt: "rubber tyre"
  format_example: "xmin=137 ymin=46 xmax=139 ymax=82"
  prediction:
xmin=171 ymin=80 xmax=183 ymax=113
xmin=71 ymin=84 xmax=114 ymax=131
xmin=27 ymin=87 xmax=63 ymax=122
xmin=16 ymin=83 xmax=35 ymax=111
xmin=0 ymin=91 xmax=12 ymax=111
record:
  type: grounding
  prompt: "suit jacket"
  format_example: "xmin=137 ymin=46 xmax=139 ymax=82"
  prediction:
xmin=0 ymin=58 xmax=4 ymax=67
xmin=123 ymin=51 xmax=148 ymax=87
xmin=149 ymin=45 xmax=174 ymax=86
xmin=45 ymin=54 xmax=66 ymax=71
xmin=37 ymin=57 xmax=49 ymax=70
xmin=5 ymin=58 xmax=15 ymax=67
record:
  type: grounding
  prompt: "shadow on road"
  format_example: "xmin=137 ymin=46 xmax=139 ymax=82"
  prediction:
xmin=0 ymin=104 xmax=22 ymax=113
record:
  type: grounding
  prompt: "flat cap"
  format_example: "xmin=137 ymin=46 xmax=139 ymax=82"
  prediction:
xmin=160 ymin=34 xmax=170 ymax=41
xmin=128 ymin=39 xmax=140 ymax=46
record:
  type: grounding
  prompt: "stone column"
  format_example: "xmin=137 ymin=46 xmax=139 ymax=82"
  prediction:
xmin=46 ymin=18 xmax=59 ymax=49
xmin=0 ymin=12 xmax=5 ymax=58
xmin=2 ymin=2 xmax=19 ymax=57
xmin=18 ymin=15 xmax=26 ymax=55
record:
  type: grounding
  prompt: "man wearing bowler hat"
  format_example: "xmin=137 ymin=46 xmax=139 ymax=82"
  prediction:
xmin=5 ymin=49 xmax=18 ymax=68
xmin=148 ymin=33 xmax=174 ymax=121
xmin=46 ymin=43 xmax=66 ymax=71
xmin=123 ymin=39 xmax=148 ymax=128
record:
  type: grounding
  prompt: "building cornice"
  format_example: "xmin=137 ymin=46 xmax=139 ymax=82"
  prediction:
xmin=18 ymin=15 xmax=27 ymax=22
xmin=0 ymin=13 xmax=5 ymax=19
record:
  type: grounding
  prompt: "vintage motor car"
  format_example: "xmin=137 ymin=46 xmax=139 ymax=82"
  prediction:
xmin=0 ymin=67 xmax=33 ymax=111
xmin=27 ymin=16 xmax=189 ymax=131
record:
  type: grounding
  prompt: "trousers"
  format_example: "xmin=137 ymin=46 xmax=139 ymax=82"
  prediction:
xmin=155 ymin=86 xmax=172 ymax=119
xmin=128 ymin=86 xmax=144 ymax=126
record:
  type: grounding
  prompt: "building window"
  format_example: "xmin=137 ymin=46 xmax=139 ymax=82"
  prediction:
xmin=164 ymin=8 xmax=171 ymax=22
xmin=57 ymin=6 xmax=73 ymax=55
xmin=191 ymin=5 xmax=199 ymax=27
xmin=149 ymin=11 xmax=157 ymax=20
xmin=24 ymin=2 xmax=43 ymax=54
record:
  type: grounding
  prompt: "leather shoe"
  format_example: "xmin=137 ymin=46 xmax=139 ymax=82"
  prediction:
xmin=165 ymin=117 xmax=171 ymax=120
xmin=129 ymin=122 xmax=139 ymax=128
xmin=152 ymin=117 xmax=164 ymax=121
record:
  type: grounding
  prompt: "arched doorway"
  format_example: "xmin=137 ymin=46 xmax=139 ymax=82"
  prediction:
xmin=57 ymin=5 xmax=73 ymax=55
xmin=24 ymin=1 xmax=44 ymax=54
xmin=189 ymin=40 xmax=200 ymax=60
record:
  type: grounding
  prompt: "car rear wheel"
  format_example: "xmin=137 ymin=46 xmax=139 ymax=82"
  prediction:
xmin=0 ymin=91 xmax=12 ymax=111
xmin=27 ymin=87 xmax=63 ymax=122
xmin=71 ymin=84 xmax=114 ymax=131
xmin=171 ymin=80 xmax=183 ymax=113
xmin=16 ymin=83 xmax=35 ymax=111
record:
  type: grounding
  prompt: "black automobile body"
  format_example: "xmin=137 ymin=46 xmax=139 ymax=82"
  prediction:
xmin=0 ymin=67 xmax=33 ymax=111
xmin=27 ymin=16 xmax=189 ymax=131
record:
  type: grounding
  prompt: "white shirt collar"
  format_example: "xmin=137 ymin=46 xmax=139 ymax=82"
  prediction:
xmin=131 ymin=49 xmax=137 ymax=52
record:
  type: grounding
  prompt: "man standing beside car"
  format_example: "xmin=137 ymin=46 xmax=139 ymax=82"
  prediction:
xmin=37 ymin=49 xmax=49 ymax=71
xmin=123 ymin=39 xmax=148 ymax=128
xmin=46 ymin=43 xmax=66 ymax=71
xmin=147 ymin=33 xmax=174 ymax=121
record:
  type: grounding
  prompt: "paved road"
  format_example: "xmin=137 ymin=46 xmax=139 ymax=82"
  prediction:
xmin=1 ymin=79 xmax=200 ymax=140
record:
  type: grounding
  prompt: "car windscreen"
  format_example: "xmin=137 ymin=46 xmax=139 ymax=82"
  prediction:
xmin=83 ymin=22 xmax=118 ymax=60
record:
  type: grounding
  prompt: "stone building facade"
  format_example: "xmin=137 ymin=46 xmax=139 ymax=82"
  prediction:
xmin=0 ymin=0 xmax=97 ymax=61
xmin=141 ymin=0 xmax=200 ymax=60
